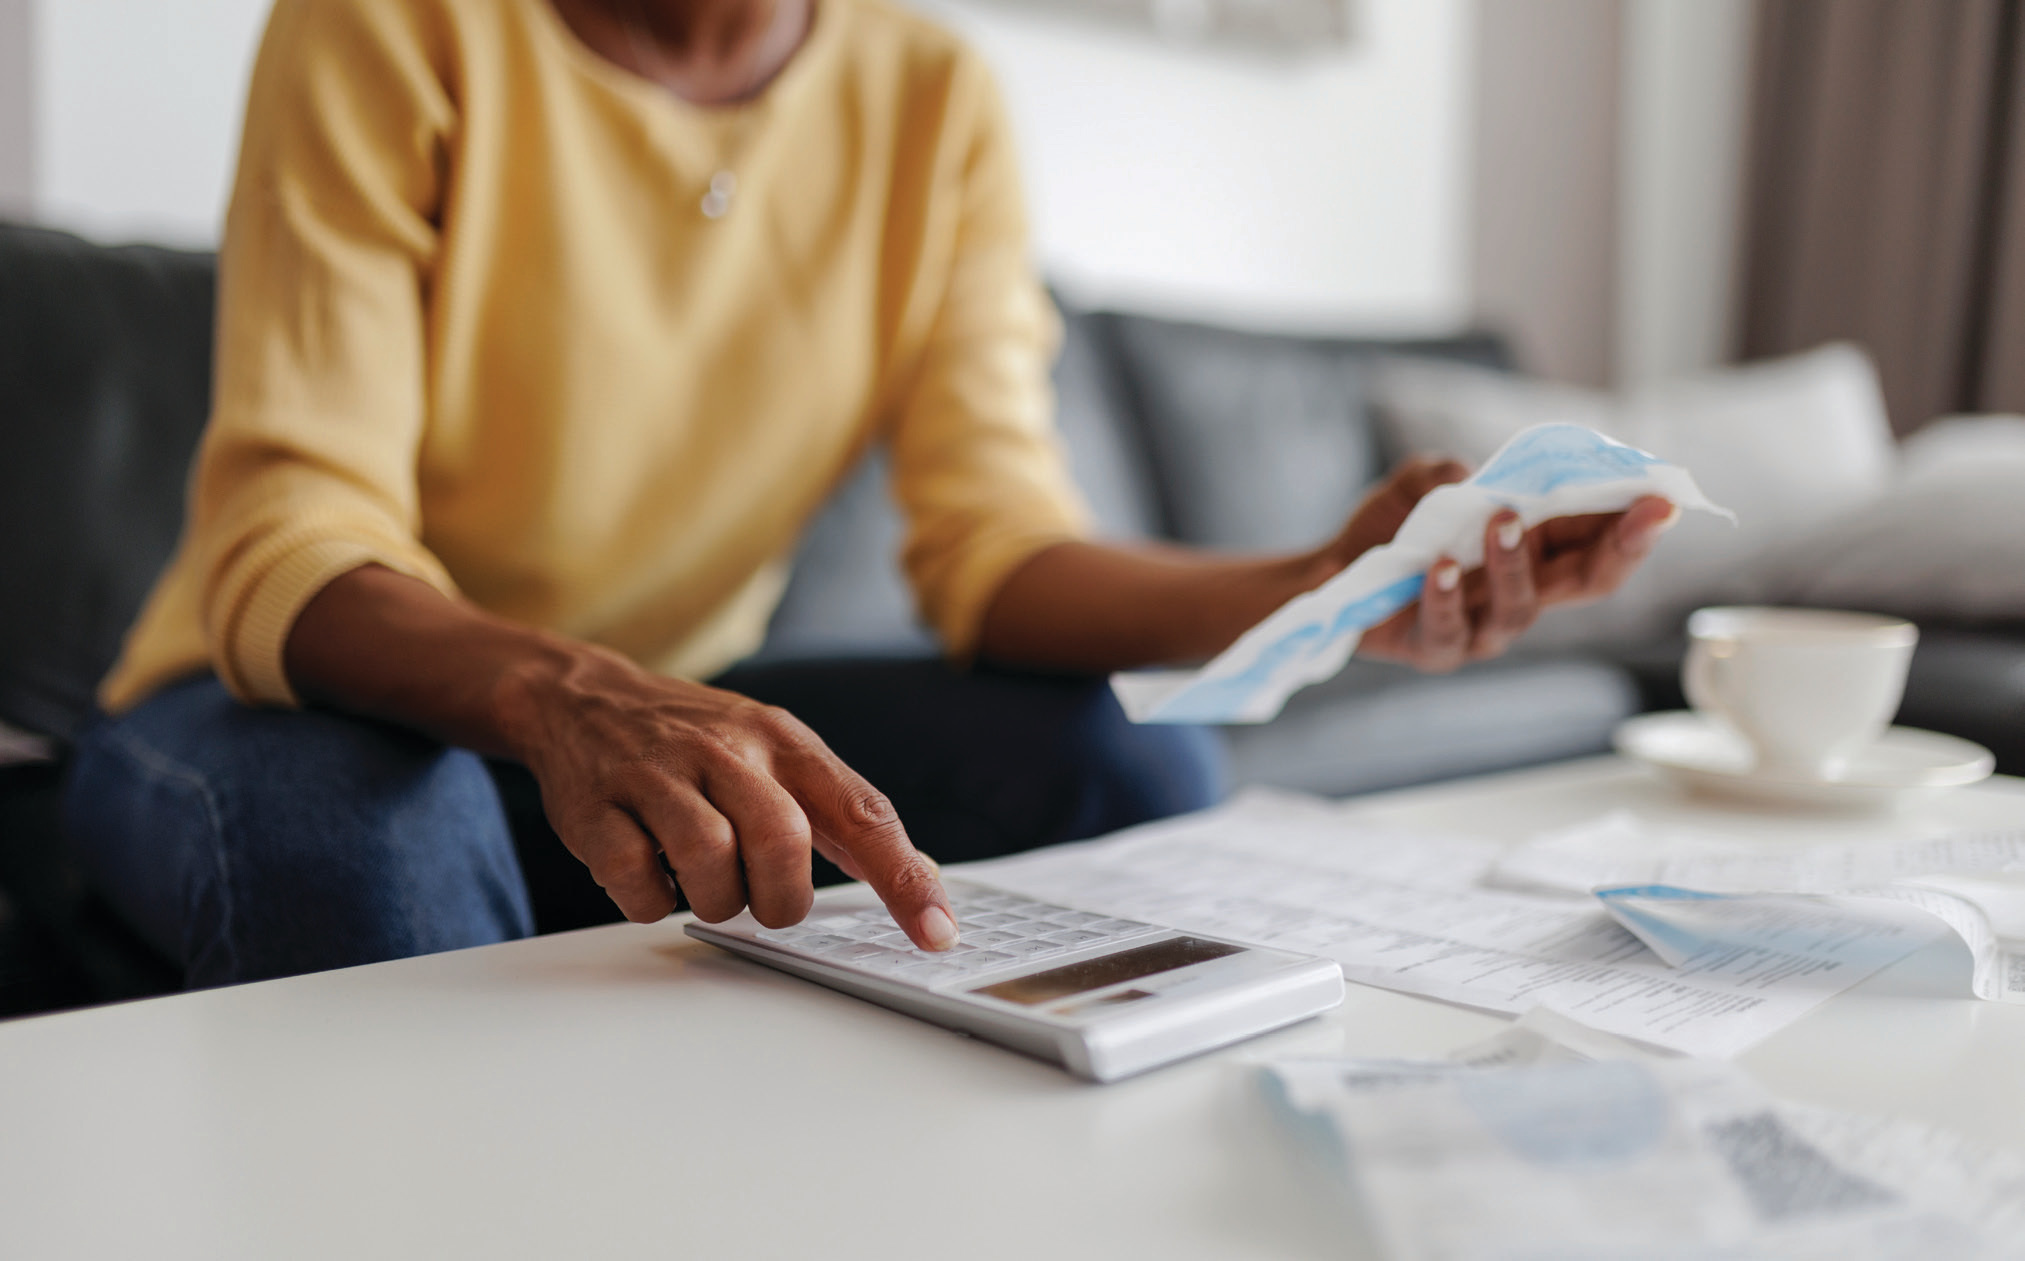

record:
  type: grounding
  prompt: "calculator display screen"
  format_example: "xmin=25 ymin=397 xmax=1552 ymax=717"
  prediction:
xmin=968 ymin=937 xmax=1243 ymax=1006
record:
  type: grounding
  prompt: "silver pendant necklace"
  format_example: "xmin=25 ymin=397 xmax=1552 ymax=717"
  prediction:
xmin=619 ymin=0 xmax=795 ymax=221
xmin=700 ymin=169 xmax=736 ymax=220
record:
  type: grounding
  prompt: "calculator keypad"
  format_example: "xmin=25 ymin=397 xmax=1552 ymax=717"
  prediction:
xmin=744 ymin=885 xmax=1164 ymax=985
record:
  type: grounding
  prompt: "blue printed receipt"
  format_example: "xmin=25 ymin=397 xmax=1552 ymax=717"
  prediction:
xmin=1111 ymin=424 xmax=1732 ymax=724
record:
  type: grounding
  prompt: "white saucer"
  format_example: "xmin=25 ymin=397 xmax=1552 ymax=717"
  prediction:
xmin=1613 ymin=711 xmax=1995 ymax=812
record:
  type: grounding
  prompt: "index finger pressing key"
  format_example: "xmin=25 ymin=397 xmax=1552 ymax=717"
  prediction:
xmin=783 ymin=753 xmax=959 ymax=951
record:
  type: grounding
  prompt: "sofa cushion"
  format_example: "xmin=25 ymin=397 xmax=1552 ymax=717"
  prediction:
xmin=1369 ymin=343 xmax=1897 ymax=651
xmin=748 ymin=447 xmax=939 ymax=662
xmin=1746 ymin=415 xmax=2025 ymax=623
xmin=1222 ymin=655 xmax=1640 ymax=797
xmin=755 ymin=297 xmax=1161 ymax=661
xmin=0 ymin=760 xmax=176 ymax=1006
xmin=755 ymin=309 xmax=1512 ymax=664
xmin=1894 ymin=629 xmax=2025 ymax=776
xmin=0 ymin=224 xmax=216 ymax=740
xmin=1103 ymin=313 xmax=1511 ymax=552
xmin=1049 ymin=299 xmax=1165 ymax=544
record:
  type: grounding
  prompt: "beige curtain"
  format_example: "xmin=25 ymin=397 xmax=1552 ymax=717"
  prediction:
xmin=1738 ymin=0 xmax=2025 ymax=433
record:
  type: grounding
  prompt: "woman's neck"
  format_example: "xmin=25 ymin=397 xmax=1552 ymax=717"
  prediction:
xmin=551 ymin=0 xmax=813 ymax=105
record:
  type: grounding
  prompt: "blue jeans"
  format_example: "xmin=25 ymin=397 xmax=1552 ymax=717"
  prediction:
xmin=64 ymin=661 xmax=1226 ymax=988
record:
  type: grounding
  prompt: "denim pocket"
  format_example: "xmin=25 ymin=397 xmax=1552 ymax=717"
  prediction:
xmin=64 ymin=719 xmax=232 ymax=980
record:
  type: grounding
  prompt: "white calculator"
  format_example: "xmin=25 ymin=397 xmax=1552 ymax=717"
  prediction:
xmin=685 ymin=880 xmax=1343 ymax=1082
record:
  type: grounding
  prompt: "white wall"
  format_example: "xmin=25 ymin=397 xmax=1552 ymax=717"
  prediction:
xmin=10 ymin=0 xmax=1744 ymax=379
xmin=919 ymin=0 xmax=1477 ymax=332
xmin=1470 ymin=0 xmax=1622 ymax=387
xmin=1466 ymin=0 xmax=1754 ymax=388
xmin=30 ymin=0 xmax=269 ymax=246
xmin=11 ymin=0 xmax=1476 ymax=333
xmin=1616 ymin=0 xmax=1754 ymax=385
xmin=0 ymin=0 xmax=32 ymax=215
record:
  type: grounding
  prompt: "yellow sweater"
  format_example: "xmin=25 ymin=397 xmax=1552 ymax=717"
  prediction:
xmin=103 ymin=0 xmax=1088 ymax=712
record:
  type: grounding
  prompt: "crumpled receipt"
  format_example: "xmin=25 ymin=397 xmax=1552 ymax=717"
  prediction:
xmin=1488 ymin=812 xmax=2025 ymax=1004
xmin=1261 ymin=1009 xmax=2025 ymax=1261
xmin=1111 ymin=423 xmax=1732 ymax=725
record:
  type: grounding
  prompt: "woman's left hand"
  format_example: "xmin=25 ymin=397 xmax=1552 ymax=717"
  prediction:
xmin=1329 ymin=459 xmax=1679 ymax=674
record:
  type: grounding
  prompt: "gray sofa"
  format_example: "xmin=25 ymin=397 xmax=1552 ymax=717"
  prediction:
xmin=755 ymin=301 xmax=1640 ymax=796
xmin=12 ymin=221 xmax=2021 ymax=1020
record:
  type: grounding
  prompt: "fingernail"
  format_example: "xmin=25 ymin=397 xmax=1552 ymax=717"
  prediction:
xmin=1434 ymin=563 xmax=1460 ymax=592
xmin=1634 ymin=504 xmax=1683 ymax=548
xmin=1496 ymin=517 xmax=1523 ymax=552
xmin=919 ymin=905 xmax=959 ymax=951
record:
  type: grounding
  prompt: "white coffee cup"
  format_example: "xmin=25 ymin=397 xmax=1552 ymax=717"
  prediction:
xmin=1682 ymin=606 xmax=1917 ymax=779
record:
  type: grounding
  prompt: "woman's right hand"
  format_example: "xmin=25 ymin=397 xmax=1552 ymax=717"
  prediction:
xmin=493 ymin=645 xmax=959 ymax=948
xmin=285 ymin=565 xmax=959 ymax=951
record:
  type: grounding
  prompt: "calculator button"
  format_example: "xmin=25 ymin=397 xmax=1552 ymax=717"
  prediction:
xmin=755 ymin=884 xmax=1177 ymax=972
xmin=998 ymin=938 xmax=1065 ymax=959
xmin=1088 ymin=919 xmax=1148 ymax=935
xmin=950 ymin=950 xmax=1016 ymax=972
xmin=857 ymin=954 xmax=924 ymax=976
xmin=900 ymin=963 xmax=969 ymax=986
xmin=1043 ymin=930 xmax=1109 ymax=949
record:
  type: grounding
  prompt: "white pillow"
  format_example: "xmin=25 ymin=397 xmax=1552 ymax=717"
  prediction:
xmin=1369 ymin=344 xmax=1897 ymax=649
xmin=1747 ymin=415 xmax=2025 ymax=622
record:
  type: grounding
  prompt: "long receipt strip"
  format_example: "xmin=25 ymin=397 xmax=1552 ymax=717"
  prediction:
xmin=957 ymin=791 xmax=1941 ymax=1058
xmin=1110 ymin=423 xmax=1731 ymax=725
xmin=1490 ymin=813 xmax=2025 ymax=1003
xmin=1261 ymin=1009 xmax=2025 ymax=1260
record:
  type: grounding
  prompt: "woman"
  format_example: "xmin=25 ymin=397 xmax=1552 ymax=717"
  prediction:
xmin=66 ymin=0 xmax=1673 ymax=987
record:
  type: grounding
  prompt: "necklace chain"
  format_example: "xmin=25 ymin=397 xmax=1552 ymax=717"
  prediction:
xmin=618 ymin=0 xmax=790 ymax=104
xmin=617 ymin=0 xmax=795 ymax=219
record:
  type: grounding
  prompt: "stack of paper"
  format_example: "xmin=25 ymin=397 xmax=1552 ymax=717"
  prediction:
xmin=1489 ymin=813 xmax=2025 ymax=1003
xmin=956 ymin=791 xmax=1946 ymax=1057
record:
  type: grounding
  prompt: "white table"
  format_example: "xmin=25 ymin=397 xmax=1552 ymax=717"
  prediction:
xmin=4 ymin=758 xmax=2023 ymax=1260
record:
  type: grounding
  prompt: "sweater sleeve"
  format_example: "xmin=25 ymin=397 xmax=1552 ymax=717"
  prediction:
xmin=886 ymin=55 xmax=1094 ymax=661
xmin=190 ymin=0 xmax=459 ymax=705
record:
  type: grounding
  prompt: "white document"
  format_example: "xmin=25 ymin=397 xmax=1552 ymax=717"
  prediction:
xmin=1110 ymin=423 xmax=1731 ymax=725
xmin=1492 ymin=814 xmax=2025 ymax=1003
xmin=955 ymin=791 xmax=1930 ymax=1057
xmin=1261 ymin=1023 xmax=2025 ymax=1260
xmin=1448 ymin=1003 xmax=1681 ymax=1068
xmin=1594 ymin=885 xmax=1944 ymax=970
xmin=1489 ymin=811 xmax=2025 ymax=896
